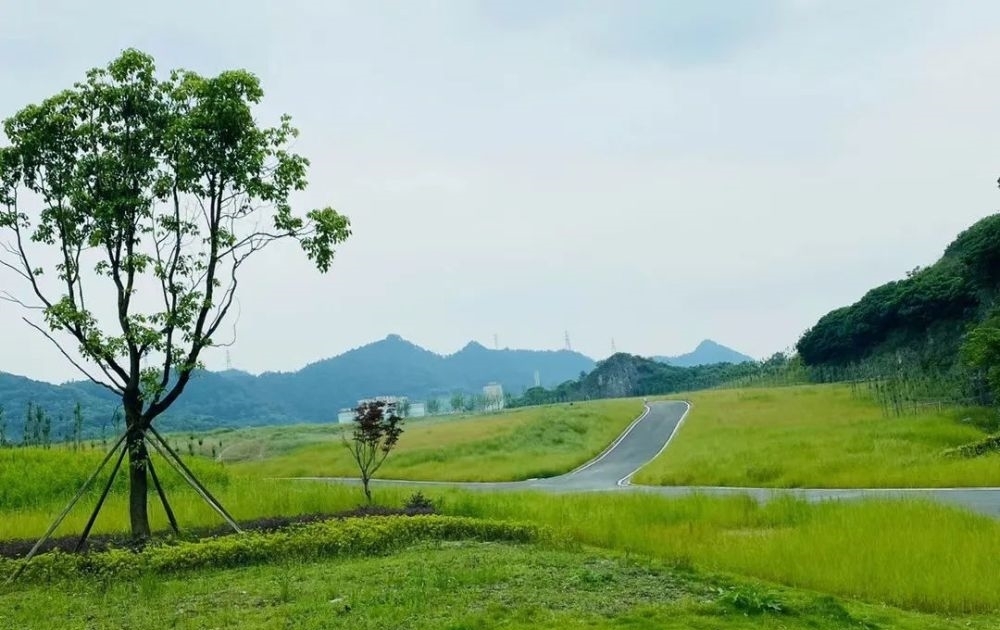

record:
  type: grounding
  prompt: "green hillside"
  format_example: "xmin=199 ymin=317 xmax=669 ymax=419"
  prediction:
xmin=796 ymin=213 xmax=1000 ymax=400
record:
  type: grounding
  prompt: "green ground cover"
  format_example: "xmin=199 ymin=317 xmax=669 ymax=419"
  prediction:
xmin=2 ymin=533 xmax=993 ymax=629
xmin=3 ymin=477 xmax=999 ymax=615
xmin=4 ymin=390 xmax=1000 ymax=624
xmin=635 ymin=384 xmax=1000 ymax=487
xmin=227 ymin=399 xmax=642 ymax=481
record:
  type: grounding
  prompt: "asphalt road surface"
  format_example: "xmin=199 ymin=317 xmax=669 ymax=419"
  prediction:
xmin=302 ymin=401 xmax=1000 ymax=518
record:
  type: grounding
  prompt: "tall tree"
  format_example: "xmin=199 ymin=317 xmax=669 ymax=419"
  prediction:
xmin=0 ymin=50 xmax=350 ymax=537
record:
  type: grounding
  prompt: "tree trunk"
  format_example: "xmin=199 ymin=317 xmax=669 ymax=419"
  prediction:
xmin=361 ymin=474 xmax=372 ymax=504
xmin=125 ymin=407 xmax=151 ymax=539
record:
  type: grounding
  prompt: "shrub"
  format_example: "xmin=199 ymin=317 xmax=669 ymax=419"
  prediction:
xmin=1 ymin=516 xmax=543 ymax=584
xmin=403 ymin=491 xmax=435 ymax=512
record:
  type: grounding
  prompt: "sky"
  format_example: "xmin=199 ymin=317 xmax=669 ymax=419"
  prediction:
xmin=2 ymin=0 xmax=1000 ymax=383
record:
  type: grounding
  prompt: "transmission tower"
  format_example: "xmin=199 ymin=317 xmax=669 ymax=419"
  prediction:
xmin=225 ymin=350 xmax=232 ymax=370
xmin=611 ymin=338 xmax=617 ymax=354
xmin=564 ymin=330 xmax=572 ymax=352
xmin=494 ymin=333 xmax=499 ymax=350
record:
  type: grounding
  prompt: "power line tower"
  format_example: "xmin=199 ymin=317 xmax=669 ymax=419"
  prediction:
xmin=564 ymin=330 xmax=572 ymax=352
xmin=611 ymin=338 xmax=617 ymax=354
xmin=493 ymin=333 xmax=499 ymax=350
xmin=225 ymin=350 xmax=232 ymax=370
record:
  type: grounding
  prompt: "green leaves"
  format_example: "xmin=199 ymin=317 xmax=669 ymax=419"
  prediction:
xmin=962 ymin=313 xmax=1000 ymax=399
xmin=302 ymin=207 xmax=351 ymax=273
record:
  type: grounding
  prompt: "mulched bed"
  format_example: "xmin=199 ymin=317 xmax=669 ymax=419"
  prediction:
xmin=0 ymin=504 xmax=435 ymax=560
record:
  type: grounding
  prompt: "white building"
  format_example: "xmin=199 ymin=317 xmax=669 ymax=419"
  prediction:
xmin=337 ymin=409 xmax=355 ymax=424
xmin=483 ymin=382 xmax=505 ymax=412
xmin=408 ymin=402 xmax=427 ymax=418
xmin=349 ymin=395 xmax=427 ymax=418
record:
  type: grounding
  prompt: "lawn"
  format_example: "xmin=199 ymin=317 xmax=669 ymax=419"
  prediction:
xmin=634 ymin=384 xmax=1000 ymax=488
xmin=2 ymin=536 xmax=993 ymax=629
xmin=227 ymin=399 xmax=643 ymax=481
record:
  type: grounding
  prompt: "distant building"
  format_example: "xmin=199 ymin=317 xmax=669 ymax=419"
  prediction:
xmin=408 ymin=402 xmax=426 ymax=418
xmin=483 ymin=382 xmax=505 ymax=412
xmin=352 ymin=395 xmax=427 ymax=418
xmin=337 ymin=409 xmax=355 ymax=424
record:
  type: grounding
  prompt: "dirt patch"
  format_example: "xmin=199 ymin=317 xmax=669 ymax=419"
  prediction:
xmin=0 ymin=504 xmax=434 ymax=560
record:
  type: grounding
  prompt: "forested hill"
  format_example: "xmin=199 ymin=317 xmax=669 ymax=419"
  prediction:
xmin=796 ymin=213 xmax=1000 ymax=371
xmin=0 ymin=335 xmax=595 ymax=440
xmin=510 ymin=352 xmax=785 ymax=407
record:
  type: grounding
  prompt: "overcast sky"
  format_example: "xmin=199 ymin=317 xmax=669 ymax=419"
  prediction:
xmin=2 ymin=1 xmax=1000 ymax=383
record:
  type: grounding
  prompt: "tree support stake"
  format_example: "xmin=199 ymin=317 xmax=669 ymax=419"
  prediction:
xmin=74 ymin=441 xmax=128 ymax=552
xmin=145 ymin=433 xmax=242 ymax=534
xmin=147 ymin=453 xmax=179 ymax=535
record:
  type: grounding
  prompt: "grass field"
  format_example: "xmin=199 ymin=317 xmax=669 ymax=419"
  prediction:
xmin=634 ymin=384 xmax=1000 ymax=488
xmin=226 ymin=399 xmax=643 ymax=481
xmin=4 ymin=469 xmax=1000 ymax=615
xmin=4 ymin=390 xmax=1000 ymax=624
xmin=6 ymin=539 xmax=987 ymax=630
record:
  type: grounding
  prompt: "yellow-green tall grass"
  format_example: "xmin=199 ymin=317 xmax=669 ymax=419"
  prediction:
xmin=636 ymin=384 xmax=1000 ymax=487
xmin=230 ymin=399 xmax=643 ymax=481
xmin=4 ymin=470 xmax=1000 ymax=614
xmin=436 ymin=489 xmax=1000 ymax=614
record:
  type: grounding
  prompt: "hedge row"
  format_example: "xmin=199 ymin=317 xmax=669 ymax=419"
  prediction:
xmin=1 ymin=516 xmax=546 ymax=584
xmin=945 ymin=434 xmax=1000 ymax=458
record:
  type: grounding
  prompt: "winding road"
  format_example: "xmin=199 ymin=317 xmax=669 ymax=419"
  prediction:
xmin=301 ymin=401 xmax=1000 ymax=518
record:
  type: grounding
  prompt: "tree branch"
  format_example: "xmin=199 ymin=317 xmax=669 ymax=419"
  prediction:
xmin=21 ymin=318 xmax=122 ymax=395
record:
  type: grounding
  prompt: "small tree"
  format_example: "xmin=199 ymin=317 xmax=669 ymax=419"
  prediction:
xmin=72 ymin=402 xmax=84 ymax=450
xmin=398 ymin=399 xmax=411 ymax=418
xmin=0 ymin=49 xmax=349 ymax=537
xmin=0 ymin=406 xmax=6 ymax=447
xmin=342 ymin=400 xmax=404 ymax=503
xmin=449 ymin=393 xmax=465 ymax=414
xmin=425 ymin=398 xmax=441 ymax=415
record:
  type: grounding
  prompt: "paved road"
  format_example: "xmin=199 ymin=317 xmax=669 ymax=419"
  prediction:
xmin=301 ymin=401 xmax=1000 ymax=518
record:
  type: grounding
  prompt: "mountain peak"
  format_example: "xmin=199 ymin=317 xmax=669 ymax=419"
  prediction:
xmin=653 ymin=339 xmax=753 ymax=367
xmin=459 ymin=340 xmax=488 ymax=352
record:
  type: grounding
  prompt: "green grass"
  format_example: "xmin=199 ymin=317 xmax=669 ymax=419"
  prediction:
xmin=228 ymin=399 xmax=643 ymax=481
xmin=4 ymin=472 xmax=1000 ymax=615
xmin=1 ymin=540 xmax=991 ymax=629
xmin=4 ymin=392 xmax=1000 ymax=619
xmin=437 ymin=489 xmax=1000 ymax=614
xmin=634 ymin=384 xmax=1000 ymax=487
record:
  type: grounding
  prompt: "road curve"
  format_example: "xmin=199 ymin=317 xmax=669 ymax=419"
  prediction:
xmin=296 ymin=401 xmax=1000 ymax=518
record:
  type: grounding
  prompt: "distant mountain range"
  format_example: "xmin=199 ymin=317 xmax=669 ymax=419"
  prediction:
xmin=653 ymin=339 xmax=755 ymax=367
xmin=0 ymin=334 xmax=595 ymax=438
xmin=0 ymin=335 xmax=753 ymax=440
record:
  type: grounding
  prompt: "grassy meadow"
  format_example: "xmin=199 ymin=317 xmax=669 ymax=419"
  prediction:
xmin=635 ymin=384 xmax=1000 ymax=488
xmin=224 ymin=399 xmax=643 ymax=481
xmin=6 ymin=537 xmax=986 ymax=630
xmin=3 ymin=464 xmax=1000 ymax=615
xmin=4 ymin=388 xmax=1000 ymax=625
